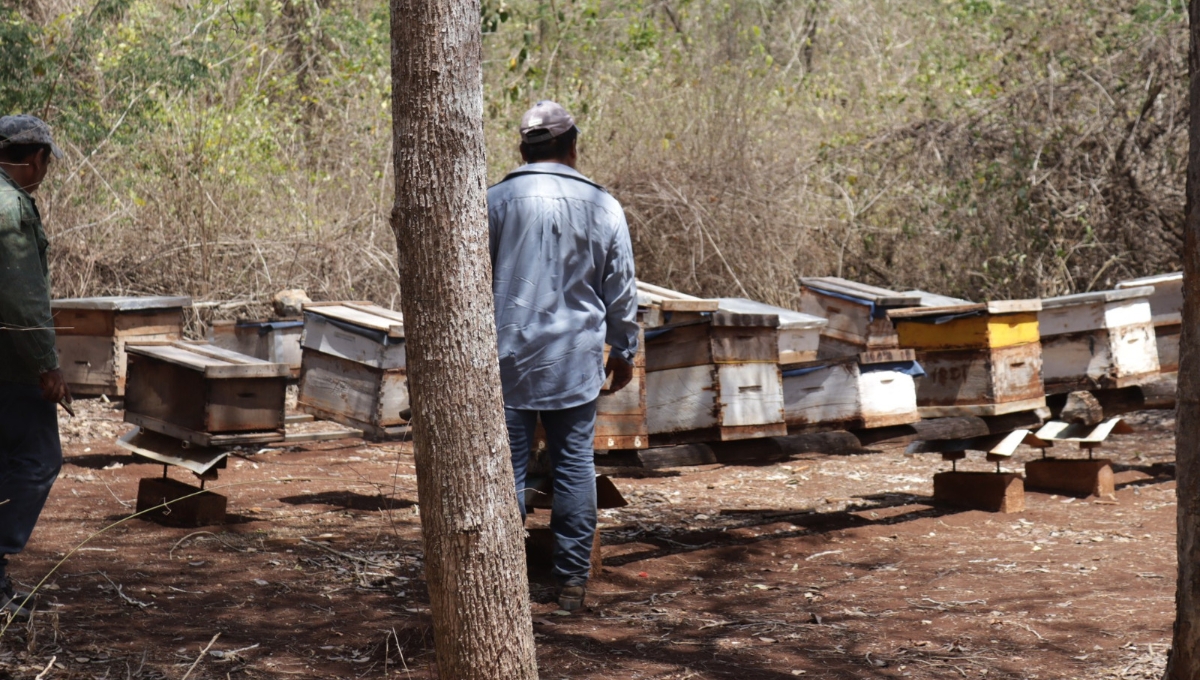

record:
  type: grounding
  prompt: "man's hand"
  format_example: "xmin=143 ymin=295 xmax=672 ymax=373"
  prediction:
xmin=39 ymin=368 xmax=71 ymax=404
xmin=602 ymin=354 xmax=634 ymax=395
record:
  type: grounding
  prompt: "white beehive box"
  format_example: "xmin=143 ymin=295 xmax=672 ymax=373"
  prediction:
xmin=1038 ymin=287 xmax=1160 ymax=393
xmin=781 ymin=349 xmax=921 ymax=431
xmin=644 ymin=310 xmax=786 ymax=444
xmin=296 ymin=302 xmax=409 ymax=440
xmin=1117 ymin=272 xmax=1182 ymax=372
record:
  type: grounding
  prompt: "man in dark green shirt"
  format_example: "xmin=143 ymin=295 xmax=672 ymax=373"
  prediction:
xmin=0 ymin=114 xmax=68 ymax=618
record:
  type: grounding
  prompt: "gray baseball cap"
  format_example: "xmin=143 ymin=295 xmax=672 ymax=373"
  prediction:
xmin=519 ymin=101 xmax=576 ymax=143
xmin=0 ymin=115 xmax=63 ymax=158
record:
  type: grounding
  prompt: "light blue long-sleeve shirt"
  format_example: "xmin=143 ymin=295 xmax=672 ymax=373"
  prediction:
xmin=488 ymin=162 xmax=639 ymax=411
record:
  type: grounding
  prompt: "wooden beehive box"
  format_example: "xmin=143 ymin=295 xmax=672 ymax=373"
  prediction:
xmin=595 ymin=330 xmax=649 ymax=450
xmin=1117 ymin=272 xmax=1182 ymax=372
xmin=717 ymin=298 xmax=827 ymax=364
xmin=798 ymin=277 xmax=922 ymax=357
xmin=891 ymin=300 xmax=1046 ymax=417
xmin=124 ymin=341 xmax=289 ymax=447
xmin=781 ymin=349 xmax=921 ymax=431
xmin=536 ymin=332 xmax=649 ymax=452
xmin=208 ymin=318 xmax=304 ymax=379
xmin=51 ymin=296 xmax=192 ymax=397
xmin=1038 ymin=287 xmax=1160 ymax=393
xmin=296 ymin=302 xmax=409 ymax=440
xmin=645 ymin=310 xmax=786 ymax=444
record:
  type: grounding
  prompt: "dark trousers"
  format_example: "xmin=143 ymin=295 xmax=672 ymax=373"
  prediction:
xmin=506 ymin=400 xmax=597 ymax=586
xmin=0 ymin=382 xmax=62 ymax=573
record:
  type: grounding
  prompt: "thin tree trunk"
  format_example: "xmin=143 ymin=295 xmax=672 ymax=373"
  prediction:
xmin=1164 ymin=3 xmax=1200 ymax=677
xmin=389 ymin=1 xmax=539 ymax=677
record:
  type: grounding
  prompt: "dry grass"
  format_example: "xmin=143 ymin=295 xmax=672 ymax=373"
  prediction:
xmin=19 ymin=0 xmax=1189 ymax=323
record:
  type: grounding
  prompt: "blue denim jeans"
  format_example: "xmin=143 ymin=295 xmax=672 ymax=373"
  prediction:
xmin=0 ymin=382 xmax=63 ymax=574
xmin=505 ymin=399 xmax=597 ymax=586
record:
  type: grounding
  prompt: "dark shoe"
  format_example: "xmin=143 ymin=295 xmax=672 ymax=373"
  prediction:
xmin=0 ymin=575 xmax=32 ymax=620
xmin=556 ymin=585 xmax=586 ymax=612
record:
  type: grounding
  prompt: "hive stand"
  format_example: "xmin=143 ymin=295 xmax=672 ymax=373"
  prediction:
xmin=1023 ymin=418 xmax=1132 ymax=500
xmin=118 ymin=428 xmax=229 ymax=526
xmin=912 ymin=429 xmax=1043 ymax=513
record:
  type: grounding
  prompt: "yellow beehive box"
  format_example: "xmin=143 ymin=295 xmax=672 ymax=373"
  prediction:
xmin=891 ymin=300 xmax=1042 ymax=351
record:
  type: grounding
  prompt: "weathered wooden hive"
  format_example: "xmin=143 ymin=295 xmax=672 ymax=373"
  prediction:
xmin=595 ymin=329 xmax=649 ymax=450
xmin=1038 ymin=287 xmax=1160 ymax=393
xmin=296 ymin=302 xmax=409 ymax=440
xmin=124 ymin=341 xmax=290 ymax=447
xmin=51 ymin=296 xmax=192 ymax=397
xmin=780 ymin=349 xmax=922 ymax=431
xmin=890 ymin=300 xmax=1046 ymax=417
xmin=798 ymin=278 xmax=922 ymax=357
xmin=1117 ymin=272 xmax=1182 ymax=373
xmin=208 ymin=318 xmax=304 ymax=379
xmin=643 ymin=307 xmax=786 ymax=444
xmin=717 ymin=298 xmax=827 ymax=364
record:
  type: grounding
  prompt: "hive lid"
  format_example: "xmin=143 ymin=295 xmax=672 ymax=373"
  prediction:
xmin=1116 ymin=272 xmax=1182 ymax=289
xmin=889 ymin=299 xmax=1042 ymax=320
xmin=717 ymin=298 xmax=827 ymax=330
xmin=899 ymin=290 xmax=975 ymax=307
xmin=636 ymin=281 xmax=720 ymax=312
xmin=303 ymin=302 xmax=405 ymax=338
xmin=801 ymin=277 xmax=921 ymax=307
xmin=52 ymin=295 xmax=193 ymax=311
xmin=1040 ymin=286 xmax=1154 ymax=310
xmin=126 ymin=341 xmax=290 ymax=378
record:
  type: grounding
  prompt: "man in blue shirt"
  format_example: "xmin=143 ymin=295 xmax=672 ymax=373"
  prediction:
xmin=488 ymin=101 xmax=639 ymax=612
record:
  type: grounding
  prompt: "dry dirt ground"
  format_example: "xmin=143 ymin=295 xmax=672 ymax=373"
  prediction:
xmin=0 ymin=399 xmax=1181 ymax=679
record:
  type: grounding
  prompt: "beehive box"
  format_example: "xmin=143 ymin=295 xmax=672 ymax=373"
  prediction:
xmin=51 ymin=296 xmax=192 ymax=397
xmin=717 ymin=298 xmax=827 ymax=364
xmin=296 ymin=302 xmax=409 ymax=440
xmin=781 ymin=349 xmax=921 ymax=431
xmin=645 ymin=311 xmax=786 ymax=444
xmin=124 ymin=341 xmax=289 ymax=447
xmin=891 ymin=300 xmax=1046 ymax=417
xmin=1117 ymin=272 xmax=1182 ymax=372
xmin=536 ymin=333 xmax=649 ymax=452
xmin=595 ymin=331 xmax=649 ymax=450
xmin=208 ymin=319 xmax=304 ymax=379
xmin=798 ymin=277 xmax=921 ymax=357
xmin=1038 ymin=287 xmax=1160 ymax=393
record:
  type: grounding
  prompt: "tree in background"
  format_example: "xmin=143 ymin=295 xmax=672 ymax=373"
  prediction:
xmin=388 ymin=0 xmax=540 ymax=677
xmin=1164 ymin=1 xmax=1200 ymax=676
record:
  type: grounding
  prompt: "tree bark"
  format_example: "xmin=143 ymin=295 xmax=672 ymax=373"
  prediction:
xmin=1164 ymin=3 xmax=1200 ymax=677
xmin=389 ymin=1 xmax=539 ymax=677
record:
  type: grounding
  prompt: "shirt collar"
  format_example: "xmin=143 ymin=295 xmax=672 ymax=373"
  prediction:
xmin=508 ymin=162 xmax=588 ymax=181
xmin=0 ymin=165 xmax=33 ymax=202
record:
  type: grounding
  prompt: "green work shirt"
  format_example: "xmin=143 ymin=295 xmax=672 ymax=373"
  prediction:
xmin=0 ymin=166 xmax=57 ymax=385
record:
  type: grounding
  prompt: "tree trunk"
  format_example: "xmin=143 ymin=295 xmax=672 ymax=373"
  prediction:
xmin=389 ymin=0 xmax=539 ymax=677
xmin=1164 ymin=3 xmax=1200 ymax=677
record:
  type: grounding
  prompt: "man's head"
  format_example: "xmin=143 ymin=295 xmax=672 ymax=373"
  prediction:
xmin=519 ymin=101 xmax=578 ymax=168
xmin=0 ymin=115 xmax=62 ymax=194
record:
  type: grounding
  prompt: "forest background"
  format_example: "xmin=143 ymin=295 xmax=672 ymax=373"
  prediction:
xmin=0 ymin=0 xmax=1188 ymax=315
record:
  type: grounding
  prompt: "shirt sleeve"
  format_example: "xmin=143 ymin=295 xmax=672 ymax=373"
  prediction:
xmin=601 ymin=209 xmax=639 ymax=364
xmin=0 ymin=201 xmax=58 ymax=374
